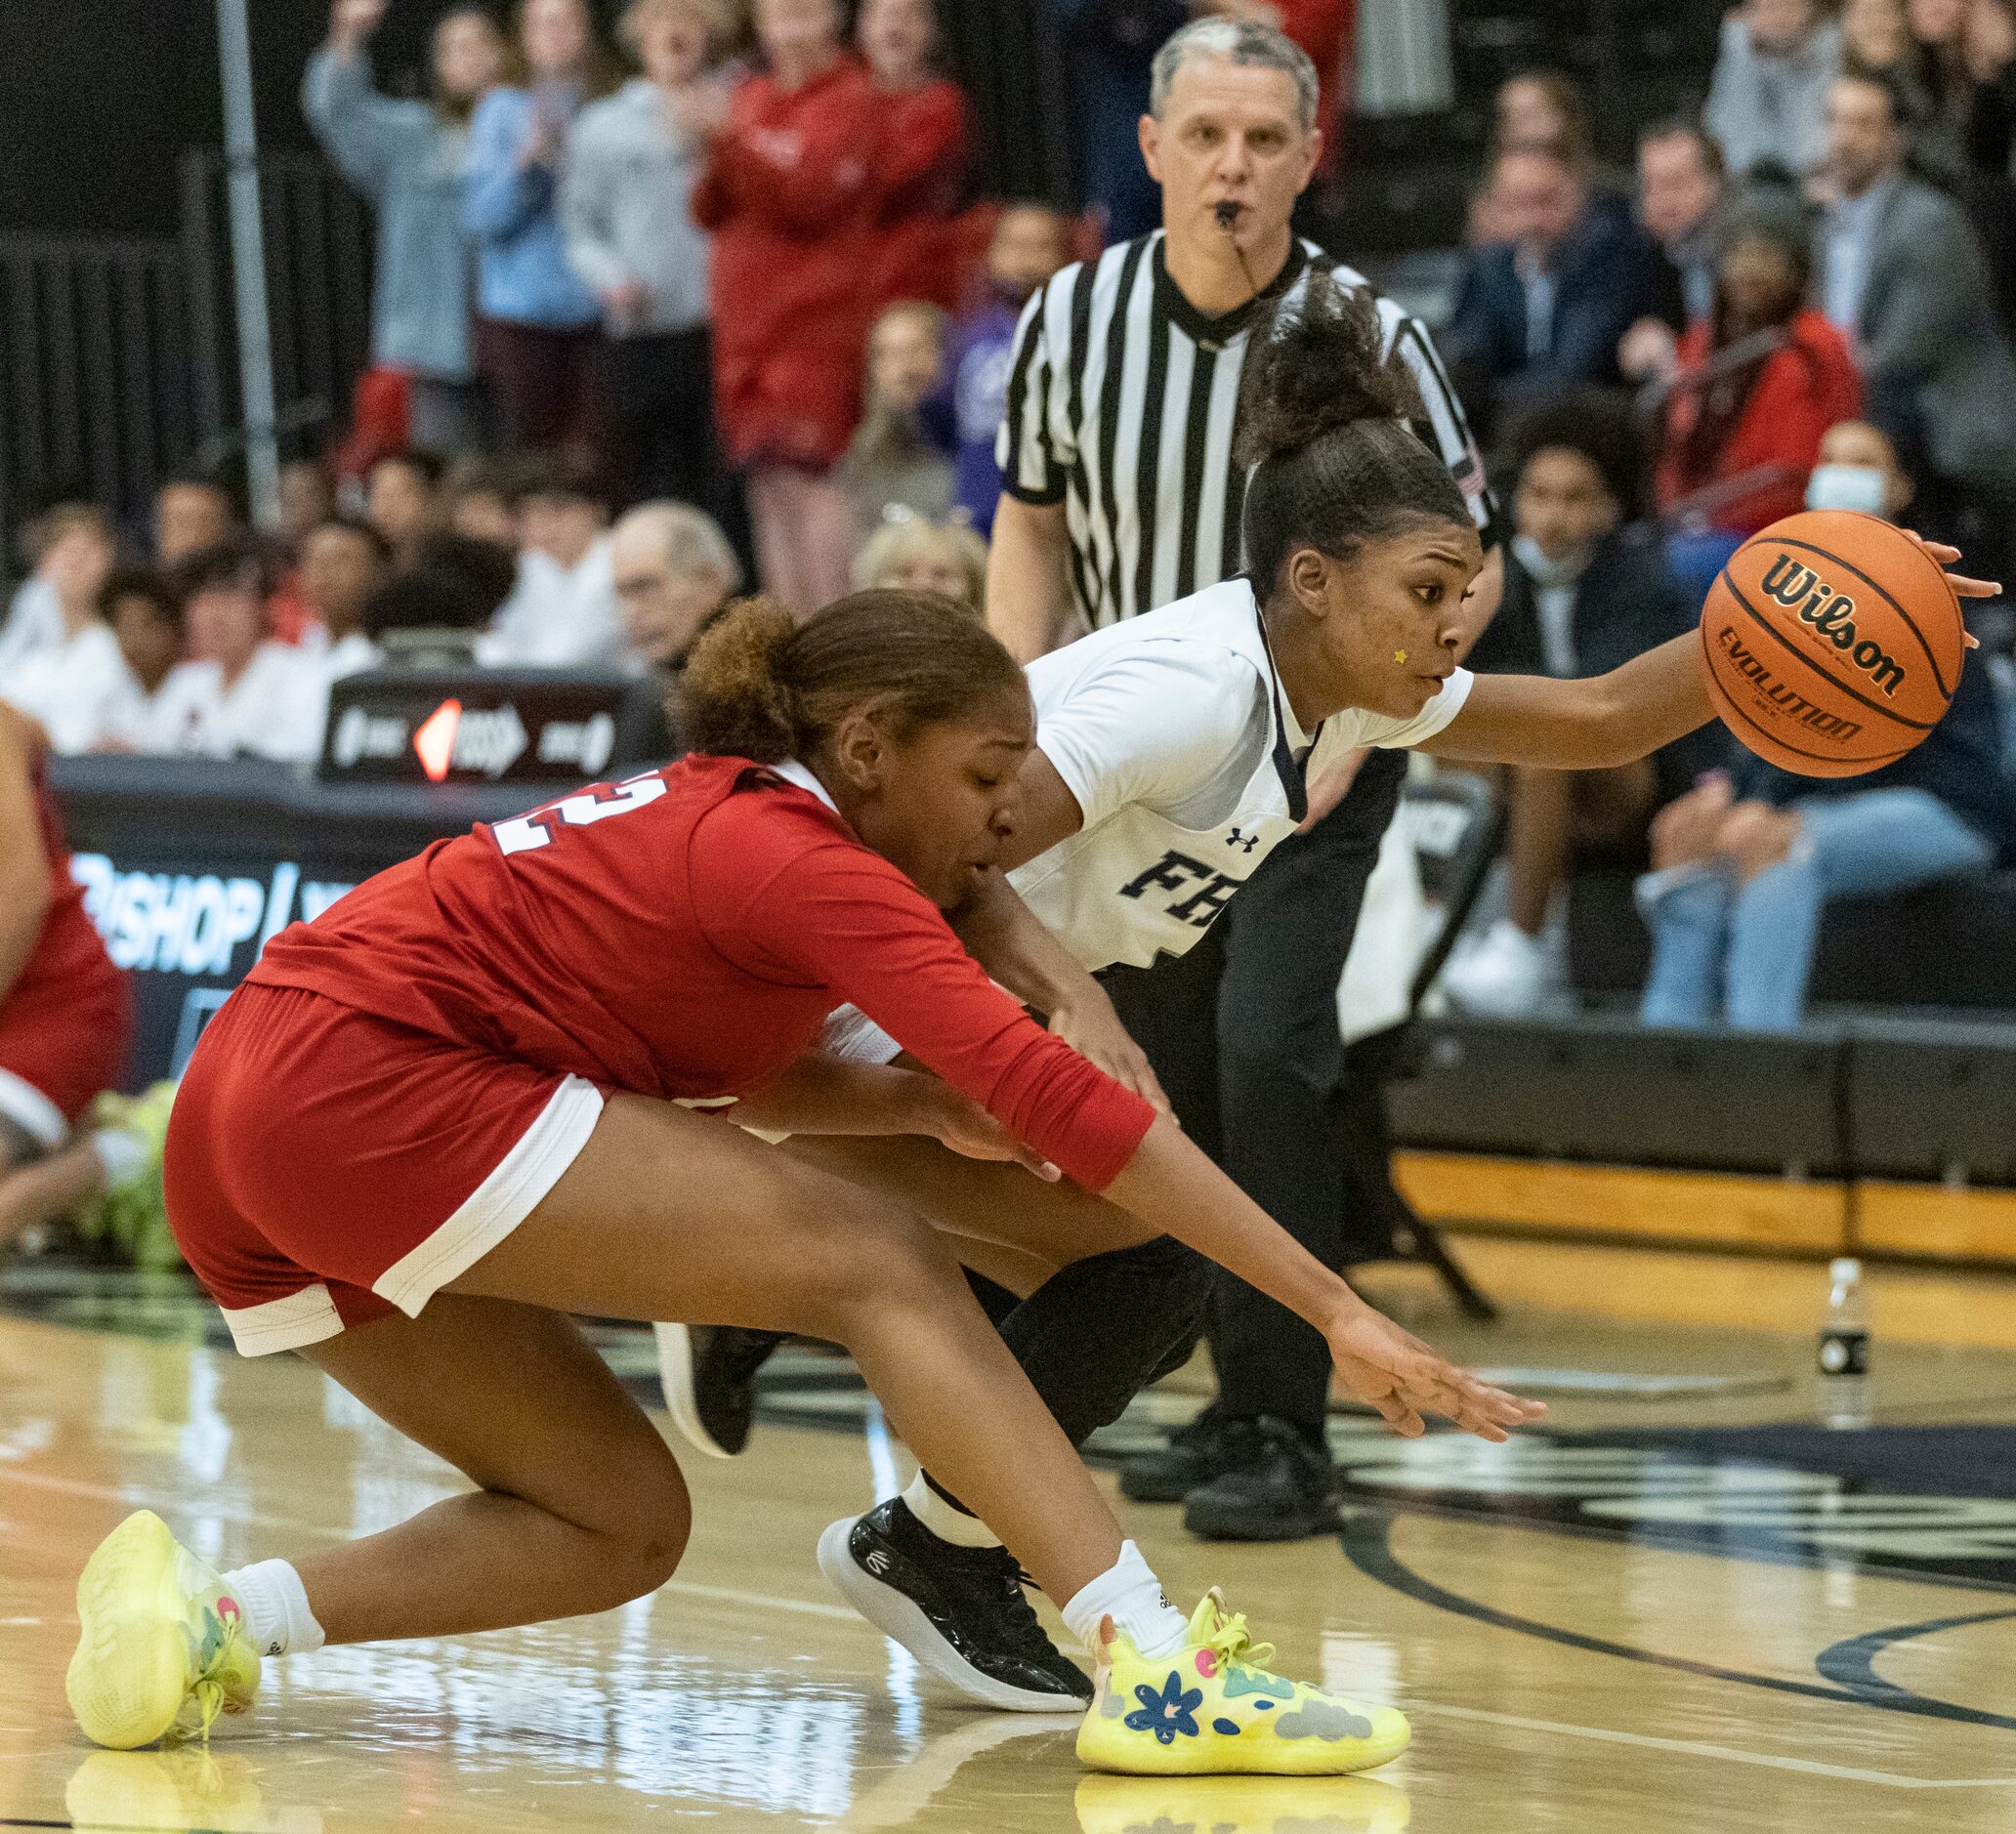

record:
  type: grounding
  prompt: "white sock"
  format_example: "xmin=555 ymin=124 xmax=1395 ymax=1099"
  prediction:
xmin=1061 ymin=1540 xmax=1187 ymax=1660
xmin=221 ymin=1560 xmax=325 ymax=1659
xmin=902 ymin=1472 xmax=1004 ymax=1549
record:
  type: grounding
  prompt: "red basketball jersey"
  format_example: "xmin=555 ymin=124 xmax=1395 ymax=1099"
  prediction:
xmin=245 ymin=754 xmax=1151 ymax=1190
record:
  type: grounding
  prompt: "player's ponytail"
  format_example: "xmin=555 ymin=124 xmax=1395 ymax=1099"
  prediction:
xmin=679 ymin=590 xmax=1025 ymax=765
xmin=1236 ymin=276 xmax=1471 ymax=593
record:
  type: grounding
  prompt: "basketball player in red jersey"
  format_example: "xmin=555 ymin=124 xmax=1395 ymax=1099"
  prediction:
xmin=0 ymin=704 xmax=131 ymax=1232
xmin=65 ymin=591 xmax=1540 ymax=1777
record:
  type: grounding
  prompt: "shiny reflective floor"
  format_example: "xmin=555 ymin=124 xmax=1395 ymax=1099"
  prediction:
xmin=6 ymin=1262 xmax=2016 ymax=1833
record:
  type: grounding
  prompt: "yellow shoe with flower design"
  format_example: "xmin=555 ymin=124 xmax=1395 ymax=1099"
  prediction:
xmin=1075 ymin=1591 xmax=1409 ymax=1775
xmin=66 ymin=1511 xmax=261 ymax=1750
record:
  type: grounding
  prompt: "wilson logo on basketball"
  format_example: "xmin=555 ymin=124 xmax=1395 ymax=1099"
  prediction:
xmin=1714 ymin=627 xmax=1865 ymax=743
xmin=1759 ymin=554 xmax=1907 ymax=697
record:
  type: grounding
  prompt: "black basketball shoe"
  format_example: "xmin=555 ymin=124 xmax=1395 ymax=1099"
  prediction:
xmin=1181 ymin=1415 xmax=1340 ymax=1542
xmin=817 ymin=1498 xmax=1092 ymax=1710
xmin=1117 ymin=1404 xmax=1252 ymax=1504
xmin=652 ymin=1323 xmax=785 ymax=1459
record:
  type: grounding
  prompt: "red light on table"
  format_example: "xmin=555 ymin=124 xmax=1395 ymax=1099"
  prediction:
xmin=413 ymin=700 xmax=462 ymax=782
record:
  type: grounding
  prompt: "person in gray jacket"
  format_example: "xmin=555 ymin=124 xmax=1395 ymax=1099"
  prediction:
xmin=1704 ymin=0 xmax=1843 ymax=180
xmin=304 ymin=0 xmax=506 ymax=453
xmin=1821 ymin=69 xmax=2016 ymax=519
xmin=562 ymin=0 xmax=731 ymax=513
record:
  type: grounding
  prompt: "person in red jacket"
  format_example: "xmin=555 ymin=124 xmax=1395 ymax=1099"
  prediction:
xmin=692 ymin=0 xmax=879 ymax=616
xmin=1655 ymin=207 xmax=1864 ymax=540
xmin=63 ymin=590 xmax=1536 ymax=1767
xmin=858 ymin=0 xmax=972 ymax=313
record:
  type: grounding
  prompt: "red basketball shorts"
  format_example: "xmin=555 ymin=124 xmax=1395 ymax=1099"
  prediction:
xmin=165 ymin=982 xmax=604 ymax=1355
xmin=0 ymin=955 xmax=131 ymax=1150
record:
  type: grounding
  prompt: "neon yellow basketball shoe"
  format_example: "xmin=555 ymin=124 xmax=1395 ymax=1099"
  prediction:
xmin=67 ymin=1511 xmax=262 ymax=1750
xmin=1076 ymin=1591 xmax=1409 ymax=1776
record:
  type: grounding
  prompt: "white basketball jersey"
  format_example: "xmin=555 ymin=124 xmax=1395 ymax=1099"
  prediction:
xmin=1008 ymin=577 xmax=1473 ymax=972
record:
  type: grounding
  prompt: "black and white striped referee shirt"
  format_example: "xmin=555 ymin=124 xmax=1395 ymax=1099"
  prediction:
xmin=996 ymin=232 xmax=1496 ymax=630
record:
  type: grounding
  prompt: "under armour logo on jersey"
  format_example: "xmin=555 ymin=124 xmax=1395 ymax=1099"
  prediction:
xmin=1226 ymin=828 xmax=1260 ymax=853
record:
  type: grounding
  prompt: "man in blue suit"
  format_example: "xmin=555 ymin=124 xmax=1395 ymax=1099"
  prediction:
xmin=1449 ymin=142 xmax=1657 ymax=442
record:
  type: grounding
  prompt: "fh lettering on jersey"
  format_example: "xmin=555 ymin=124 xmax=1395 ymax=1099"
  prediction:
xmin=69 ymin=855 xmax=354 ymax=977
xmin=1116 ymin=850 xmax=1247 ymax=929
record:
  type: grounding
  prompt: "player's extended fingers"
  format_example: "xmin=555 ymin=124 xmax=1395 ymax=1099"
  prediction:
xmin=1910 ymin=536 xmax=2000 ymax=598
xmin=1371 ymin=1391 xmax=1426 ymax=1438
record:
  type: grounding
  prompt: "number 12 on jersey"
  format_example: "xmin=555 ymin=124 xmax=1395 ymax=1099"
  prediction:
xmin=490 ymin=773 xmax=668 ymax=856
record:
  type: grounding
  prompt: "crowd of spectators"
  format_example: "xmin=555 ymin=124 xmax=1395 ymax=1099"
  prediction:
xmin=2 ymin=0 xmax=2012 ymax=1037
xmin=1438 ymin=0 xmax=2016 ymax=1019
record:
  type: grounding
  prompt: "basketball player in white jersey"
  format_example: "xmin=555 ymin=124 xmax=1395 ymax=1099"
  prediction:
xmin=660 ymin=279 xmax=1991 ymax=1710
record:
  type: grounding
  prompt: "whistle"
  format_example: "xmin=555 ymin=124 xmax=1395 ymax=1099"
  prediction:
xmin=1214 ymin=200 xmax=1239 ymax=230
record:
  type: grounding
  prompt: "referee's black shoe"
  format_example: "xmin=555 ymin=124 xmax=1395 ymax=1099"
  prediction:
xmin=1117 ymin=1403 xmax=1253 ymax=1504
xmin=817 ymin=1498 xmax=1092 ymax=1711
xmin=1181 ymin=1416 xmax=1340 ymax=1542
xmin=652 ymin=1322 xmax=784 ymax=1458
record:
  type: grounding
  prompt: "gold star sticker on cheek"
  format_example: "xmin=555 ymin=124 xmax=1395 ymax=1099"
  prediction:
xmin=1394 ymin=649 xmax=1407 ymax=665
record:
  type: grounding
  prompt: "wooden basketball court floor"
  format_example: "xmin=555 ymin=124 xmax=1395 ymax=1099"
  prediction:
xmin=6 ymin=1259 xmax=2016 ymax=1834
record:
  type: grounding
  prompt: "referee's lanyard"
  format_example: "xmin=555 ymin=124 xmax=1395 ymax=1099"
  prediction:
xmin=1249 ymin=584 xmax=1320 ymax=824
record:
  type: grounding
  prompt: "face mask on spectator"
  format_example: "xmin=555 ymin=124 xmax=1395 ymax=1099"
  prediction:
xmin=1511 ymin=532 xmax=1595 ymax=590
xmin=1805 ymin=464 xmax=1888 ymax=516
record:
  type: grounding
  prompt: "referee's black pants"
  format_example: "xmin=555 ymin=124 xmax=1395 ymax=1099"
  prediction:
xmin=978 ymin=750 xmax=1407 ymax=1454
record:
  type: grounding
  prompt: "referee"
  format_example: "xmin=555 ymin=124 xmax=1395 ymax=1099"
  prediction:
xmin=987 ymin=17 xmax=1502 ymax=1541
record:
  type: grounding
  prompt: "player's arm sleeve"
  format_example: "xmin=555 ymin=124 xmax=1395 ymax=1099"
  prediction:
xmin=1355 ymin=667 xmax=1477 ymax=750
xmin=1380 ymin=299 xmax=1501 ymax=546
xmin=995 ymin=282 xmax=1069 ymax=505
xmin=1030 ymin=647 xmax=1262 ymax=833
xmin=697 ymin=807 xmax=1154 ymax=1189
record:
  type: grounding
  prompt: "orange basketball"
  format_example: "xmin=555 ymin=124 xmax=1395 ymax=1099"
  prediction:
xmin=1700 ymin=510 xmax=1964 ymax=777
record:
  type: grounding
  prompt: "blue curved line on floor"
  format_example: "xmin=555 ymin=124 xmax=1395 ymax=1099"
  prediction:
xmin=1341 ymin=1511 xmax=2016 ymax=1733
xmin=1814 ymin=1607 xmax=2016 ymax=1714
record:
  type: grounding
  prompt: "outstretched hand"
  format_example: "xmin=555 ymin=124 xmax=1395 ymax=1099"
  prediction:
xmin=923 ymin=1085 xmax=1062 ymax=1183
xmin=1904 ymin=532 xmax=1998 ymax=633
xmin=1326 ymin=1306 xmax=1548 ymax=1441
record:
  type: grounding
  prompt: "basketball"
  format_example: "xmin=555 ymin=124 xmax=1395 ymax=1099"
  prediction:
xmin=1699 ymin=510 xmax=1965 ymax=777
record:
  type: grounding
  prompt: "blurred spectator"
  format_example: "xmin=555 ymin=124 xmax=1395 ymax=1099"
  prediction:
xmin=1845 ymin=0 xmax=1914 ymax=77
xmin=563 ymin=0 xmax=732 ymax=513
xmin=1052 ymin=0 xmax=1186 ymax=244
xmin=1806 ymin=414 xmax=1919 ymax=515
xmin=693 ymin=0 xmax=879 ymax=615
xmin=1638 ymin=424 xmax=2005 ymax=1031
xmin=858 ymin=0 xmax=971 ymax=313
xmin=1821 ymin=70 xmax=2016 ymax=512
xmin=1901 ymin=0 xmax=2016 ymax=174
xmin=1493 ymin=67 xmax=1594 ymax=156
xmin=948 ymin=203 xmax=1069 ymax=535
xmin=298 ymin=517 xmax=393 ymax=679
xmin=0 ymin=511 xmax=121 ymax=754
xmin=1655 ymin=207 xmax=1862 ymax=589
xmin=0 ymin=506 xmax=115 ymax=681
xmin=366 ymin=531 xmax=524 ymax=665
xmin=95 ymin=570 xmax=187 ymax=751
xmin=842 ymin=302 xmax=956 ymax=541
xmin=465 ymin=0 xmax=615 ymax=457
xmin=609 ymin=500 xmax=740 ymax=756
xmin=365 ymin=448 xmax=445 ymax=565
xmin=1705 ymin=0 xmax=1844 ymax=181
xmin=1444 ymin=391 xmax=1698 ymax=1016
xmin=483 ymin=460 xmax=624 ymax=665
xmin=144 ymin=543 xmax=326 ymax=764
xmin=1448 ymin=143 xmax=1655 ymax=438
xmin=854 ymin=508 xmax=987 ymax=612
xmin=154 ymin=477 xmax=238 ymax=567
xmin=306 ymin=0 xmax=505 ymax=454
xmin=276 ymin=459 xmax=339 ymax=552
xmin=442 ymin=454 xmax=521 ymax=545
xmin=1621 ymin=121 xmax=1728 ymax=381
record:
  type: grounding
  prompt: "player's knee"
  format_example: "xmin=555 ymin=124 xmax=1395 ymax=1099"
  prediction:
xmin=598 ymin=1446 xmax=691 ymax=1599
